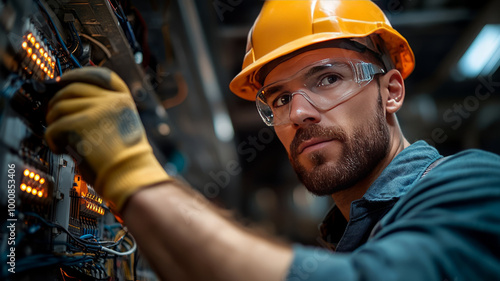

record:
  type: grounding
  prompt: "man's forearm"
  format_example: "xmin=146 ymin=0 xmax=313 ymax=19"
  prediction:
xmin=121 ymin=182 xmax=293 ymax=281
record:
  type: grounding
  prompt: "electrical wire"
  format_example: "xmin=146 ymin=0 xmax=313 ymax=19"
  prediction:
xmin=34 ymin=0 xmax=82 ymax=69
xmin=79 ymin=33 xmax=112 ymax=59
xmin=101 ymin=233 xmax=137 ymax=256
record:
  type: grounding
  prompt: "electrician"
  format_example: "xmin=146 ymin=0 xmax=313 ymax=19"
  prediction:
xmin=45 ymin=0 xmax=500 ymax=280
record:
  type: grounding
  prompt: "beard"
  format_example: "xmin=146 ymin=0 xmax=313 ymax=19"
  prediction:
xmin=289 ymin=93 xmax=390 ymax=196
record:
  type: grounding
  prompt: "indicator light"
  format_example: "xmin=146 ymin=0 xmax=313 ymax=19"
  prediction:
xmin=34 ymin=174 xmax=40 ymax=181
xmin=31 ymin=54 xmax=37 ymax=61
xmin=26 ymin=186 xmax=32 ymax=193
xmin=30 ymin=37 xmax=35 ymax=44
xmin=22 ymin=41 xmax=28 ymax=49
xmin=36 ymin=58 xmax=41 ymax=65
xmin=27 ymin=33 xmax=32 ymax=40
xmin=32 ymin=189 xmax=37 ymax=195
xmin=20 ymin=184 xmax=27 ymax=191
xmin=29 ymin=172 xmax=35 ymax=178
xmin=35 ymin=42 xmax=40 ymax=49
xmin=24 ymin=169 xmax=30 ymax=176
xmin=39 ymin=178 xmax=45 ymax=184
xmin=27 ymin=48 xmax=32 ymax=55
xmin=38 ymin=191 xmax=43 ymax=197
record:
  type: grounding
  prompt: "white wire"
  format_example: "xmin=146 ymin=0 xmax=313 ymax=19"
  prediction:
xmin=100 ymin=234 xmax=137 ymax=256
xmin=80 ymin=33 xmax=112 ymax=59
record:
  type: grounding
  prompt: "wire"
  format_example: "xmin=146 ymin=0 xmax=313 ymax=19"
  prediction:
xmin=79 ymin=33 xmax=112 ymax=59
xmin=34 ymin=0 xmax=82 ymax=68
xmin=100 ymin=233 xmax=137 ymax=256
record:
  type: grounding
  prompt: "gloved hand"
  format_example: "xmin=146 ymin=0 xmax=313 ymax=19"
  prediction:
xmin=45 ymin=67 xmax=171 ymax=211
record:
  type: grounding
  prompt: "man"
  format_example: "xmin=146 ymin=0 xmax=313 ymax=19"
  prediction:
xmin=45 ymin=0 xmax=500 ymax=280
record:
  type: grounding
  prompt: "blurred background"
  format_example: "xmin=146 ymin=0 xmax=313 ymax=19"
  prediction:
xmin=128 ymin=0 xmax=500 ymax=246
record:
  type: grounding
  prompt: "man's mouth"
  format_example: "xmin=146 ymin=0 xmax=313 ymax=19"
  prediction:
xmin=297 ymin=138 xmax=336 ymax=154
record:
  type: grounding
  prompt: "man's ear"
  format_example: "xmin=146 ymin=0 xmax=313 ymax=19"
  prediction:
xmin=382 ymin=69 xmax=405 ymax=114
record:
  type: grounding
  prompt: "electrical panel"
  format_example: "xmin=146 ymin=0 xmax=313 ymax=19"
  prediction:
xmin=0 ymin=0 xmax=166 ymax=280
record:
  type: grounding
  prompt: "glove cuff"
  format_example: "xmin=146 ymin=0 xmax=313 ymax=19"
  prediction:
xmin=95 ymin=146 xmax=171 ymax=211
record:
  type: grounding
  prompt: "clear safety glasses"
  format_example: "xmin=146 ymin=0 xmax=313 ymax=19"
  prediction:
xmin=256 ymin=59 xmax=385 ymax=126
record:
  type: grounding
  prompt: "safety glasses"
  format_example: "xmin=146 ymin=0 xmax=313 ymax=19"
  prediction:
xmin=256 ymin=59 xmax=385 ymax=126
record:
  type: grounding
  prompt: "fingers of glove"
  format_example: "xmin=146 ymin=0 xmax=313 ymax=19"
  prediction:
xmin=46 ymin=96 xmax=105 ymax=125
xmin=45 ymin=111 xmax=90 ymax=155
xmin=58 ymin=67 xmax=129 ymax=93
xmin=48 ymin=82 xmax=133 ymax=112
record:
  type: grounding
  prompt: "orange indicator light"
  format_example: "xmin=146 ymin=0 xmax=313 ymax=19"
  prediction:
xmin=24 ymin=169 xmax=30 ymax=176
xmin=20 ymin=184 xmax=27 ymax=191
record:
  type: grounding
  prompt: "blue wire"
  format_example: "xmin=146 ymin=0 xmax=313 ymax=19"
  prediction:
xmin=56 ymin=57 xmax=63 ymax=76
xmin=34 ymin=0 xmax=82 ymax=69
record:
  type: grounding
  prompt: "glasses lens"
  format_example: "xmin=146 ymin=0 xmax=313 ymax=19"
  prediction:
xmin=256 ymin=59 xmax=384 ymax=126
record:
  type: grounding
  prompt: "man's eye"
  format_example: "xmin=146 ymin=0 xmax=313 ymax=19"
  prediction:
xmin=318 ymin=74 xmax=340 ymax=87
xmin=273 ymin=94 xmax=292 ymax=108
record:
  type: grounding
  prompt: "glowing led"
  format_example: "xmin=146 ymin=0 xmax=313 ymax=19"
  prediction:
xmin=27 ymin=33 xmax=32 ymax=40
xmin=30 ymin=37 xmax=35 ymax=44
xmin=39 ymin=178 xmax=45 ymax=184
xmin=34 ymin=174 xmax=40 ymax=181
xmin=40 ymin=63 xmax=45 ymax=69
xmin=26 ymin=186 xmax=32 ymax=193
xmin=32 ymin=189 xmax=37 ymax=195
xmin=39 ymin=48 xmax=44 ymax=55
xmin=44 ymin=53 xmax=49 ymax=59
xmin=36 ymin=58 xmax=41 ymax=65
xmin=24 ymin=169 xmax=30 ymax=176
xmin=31 ymin=54 xmax=37 ymax=61
xmin=38 ymin=191 xmax=43 ymax=197
xmin=27 ymin=48 xmax=32 ymax=55
xmin=35 ymin=42 xmax=40 ymax=49
xmin=22 ymin=41 xmax=28 ymax=49
xmin=43 ymin=67 xmax=48 ymax=73
xmin=50 ymin=74 xmax=54 ymax=79
xmin=20 ymin=184 xmax=27 ymax=191
xmin=29 ymin=172 xmax=35 ymax=178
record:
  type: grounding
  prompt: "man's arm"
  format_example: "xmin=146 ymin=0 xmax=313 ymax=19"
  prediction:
xmin=123 ymin=183 xmax=292 ymax=280
xmin=44 ymin=67 xmax=292 ymax=280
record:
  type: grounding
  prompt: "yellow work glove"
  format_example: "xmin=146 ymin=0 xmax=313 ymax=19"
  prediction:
xmin=45 ymin=67 xmax=171 ymax=211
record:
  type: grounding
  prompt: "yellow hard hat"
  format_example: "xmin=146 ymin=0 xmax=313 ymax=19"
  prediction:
xmin=229 ymin=0 xmax=415 ymax=101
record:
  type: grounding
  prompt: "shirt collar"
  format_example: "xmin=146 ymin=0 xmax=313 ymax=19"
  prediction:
xmin=362 ymin=140 xmax=442 ymax=201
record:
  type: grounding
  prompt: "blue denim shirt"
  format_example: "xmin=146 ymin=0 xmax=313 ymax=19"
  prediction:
xmin=318 ymin=141 xmax=442 ymax=252
xmin=286 ymin=141 xmax=500 ymax=281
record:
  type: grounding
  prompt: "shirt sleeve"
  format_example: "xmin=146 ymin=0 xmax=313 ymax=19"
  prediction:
xmin=285 ymin=150 xmax=500 ymax=281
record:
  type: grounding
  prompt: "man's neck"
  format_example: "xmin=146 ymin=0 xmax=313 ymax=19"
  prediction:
xmin=332 ymin=135 xmax=410 ymax=221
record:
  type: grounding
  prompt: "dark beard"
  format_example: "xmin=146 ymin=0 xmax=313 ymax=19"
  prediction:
xmin=289 ymin=93 xmax=390 ymax=196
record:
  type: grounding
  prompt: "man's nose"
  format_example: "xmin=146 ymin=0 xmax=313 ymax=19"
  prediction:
xmin=288 ymin=93 xmax=321 ymax=126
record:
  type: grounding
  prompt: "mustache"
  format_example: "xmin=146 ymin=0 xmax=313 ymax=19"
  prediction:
xmin=290 ymin=124 xmax=347 ymax=156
